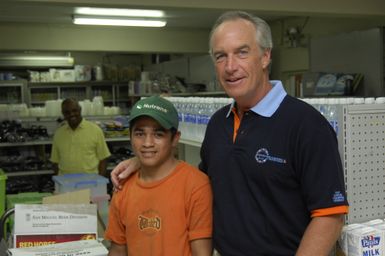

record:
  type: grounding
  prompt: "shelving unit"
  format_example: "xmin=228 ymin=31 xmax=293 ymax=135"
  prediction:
xmin=28 ymin=81 xmax=121 ymax=106
xmin=0 ymin=115 xmax=131 ymax=184
xmin=90 ymin=84 xmax=115 ymax=104
xmin=1 ymin=79 xmax=226 ymax=111
xmin=29 ymin=87 xmax=58 ymax=104
xmin=337 ymin=103 xmax=385 ymax=224
xmin=6 ymin=170 xmax=54 ymax=177
xmin=0 ymin=136 xmax=131 ymax=178
xmin=128 ymin=91 xmax=226 ymax=98
xmin=26 ymin=80 xmax=227 ymax=115
xmin=0 ymin=80 xmax=26 ymax=104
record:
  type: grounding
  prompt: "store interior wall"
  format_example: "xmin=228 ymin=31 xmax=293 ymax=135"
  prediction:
xmin=269 ymin=16 xmax=385 ymax=96
xmin=310 ymin=27 xmax=383 ymax=96
xmin=0 ymin=15 xmax=385 ymax=95
xmin=0 ymin=24 xmax=210 ymax=53
xmin=269 ymin=16 xmax=385 ymax=77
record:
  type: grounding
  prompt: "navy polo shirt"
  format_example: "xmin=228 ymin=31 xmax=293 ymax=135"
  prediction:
xmin=199 ymin=81 xmax=348 ymax=255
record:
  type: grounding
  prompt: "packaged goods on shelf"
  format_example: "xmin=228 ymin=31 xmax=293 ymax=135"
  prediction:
xmin=74 ymin=65 xmax=91 ymax=82
xmin=49 ymin=68 xmax=75 ymax=82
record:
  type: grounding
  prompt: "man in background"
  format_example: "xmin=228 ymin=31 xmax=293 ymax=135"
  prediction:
xmin=50 ymin=98 xmax=111 ymax=176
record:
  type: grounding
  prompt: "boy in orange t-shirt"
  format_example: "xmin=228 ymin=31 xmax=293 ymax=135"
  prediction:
xmin=105 ymin=96 xmax=212 ymax=256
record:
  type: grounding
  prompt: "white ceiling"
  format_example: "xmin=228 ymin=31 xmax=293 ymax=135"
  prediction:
xmin=2 ymin=0 xmax=384 ymax=29
xmin=0 ymin=2 xmax=284 ymax=29
xmin=0 ymin=0 xmax=384 ymax=55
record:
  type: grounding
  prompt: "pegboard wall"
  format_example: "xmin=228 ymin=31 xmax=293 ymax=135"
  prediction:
xmin=340 ymin=104 xmax=385 ymax=224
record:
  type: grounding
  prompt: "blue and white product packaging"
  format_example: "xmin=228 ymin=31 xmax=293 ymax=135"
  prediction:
xmin=347 ymin=226 xmax=383 ymax=256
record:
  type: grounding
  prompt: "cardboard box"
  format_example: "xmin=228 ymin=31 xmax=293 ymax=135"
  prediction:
xmin=13 ymin=203 xmax=98 ymax=248
xmin=8 ymin=239 xmax=108 ymax=256
xmin=43 ymin=189 xmax=107 ymax=237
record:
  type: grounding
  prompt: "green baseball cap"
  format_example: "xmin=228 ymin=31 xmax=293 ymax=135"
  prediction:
xmin=129 ymin=96 xmax=179 ymax=130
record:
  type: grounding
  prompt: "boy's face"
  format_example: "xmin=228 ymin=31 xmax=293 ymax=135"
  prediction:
xmin=130 ymin=116 xmax=180 ymax=169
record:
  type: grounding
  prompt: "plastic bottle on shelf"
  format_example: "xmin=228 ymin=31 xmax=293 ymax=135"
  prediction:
xmin=223 ymin=97 xmax=233 ymax=108
xmin=375 ymin=97 xmax=385 ymax=104
xmin=309 ymin=98 xmax=318 ymax=113
xmin=213 ymin=98 xmax=222 ymax=112
xmin=197 ymin=97 xmax=210 ymax=141
xmin=196 ymin=98 xmax=206 ymax=141
xmin=171 ymin=97 xmax=185 ymax=137
xmin=183 ymin=98 xmax=193 ymax=140
xmin=339 ymin=98 xmax=348 ymax=106
xmin=353 ymin=98 xmax=365 ymax=104
xmin=191 ymin=97 xmax=201 ymax=141
xmin=326 ymin=98 xmax=339 ymax=135
xmin=364 ymin=97 xmax=375 ymax=104
xmin=92 ymin=96 xmax=104 ymax=116
xmin=179 ymin=97 xmax=188 ymax=139
xmin=202 ymin=97 xmax=216 ymax=140
xmin=318 ymin=98 xmax=327 ymax=117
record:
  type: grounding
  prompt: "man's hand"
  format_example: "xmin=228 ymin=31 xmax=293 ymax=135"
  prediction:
xmin=111 ymin=157 xmax=140 ymax=190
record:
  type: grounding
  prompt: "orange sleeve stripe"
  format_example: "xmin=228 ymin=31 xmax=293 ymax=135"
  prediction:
xmin=311 ymin=205 xmax=349 ymax=217
xmin=232 ymin=108 xmax=240 ymax=143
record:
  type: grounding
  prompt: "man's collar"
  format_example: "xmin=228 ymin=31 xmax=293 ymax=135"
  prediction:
xmin=226 ymin=80 xmax=287 ymax=118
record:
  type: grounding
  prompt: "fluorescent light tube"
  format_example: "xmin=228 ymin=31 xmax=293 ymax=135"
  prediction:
xmin=0 ymin=54 xmax=74 ymax=67
xmin=75 ymin=7 xmax=165 ymax=18
xmin=73 ymin=16 xmax=166 ymax=27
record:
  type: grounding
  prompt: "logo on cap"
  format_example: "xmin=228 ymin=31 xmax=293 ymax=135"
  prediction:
xmin=140 ymin=103 xmax=168 ymax=113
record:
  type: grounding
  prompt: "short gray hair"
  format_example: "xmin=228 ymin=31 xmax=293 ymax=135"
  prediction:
xmin=209 ymin=11 xmax=273 ymax=56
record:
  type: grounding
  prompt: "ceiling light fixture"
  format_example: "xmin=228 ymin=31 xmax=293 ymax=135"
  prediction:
xmin=73 ymin=16 xmax=166 ymax=27
xmin=0 ymin=54 xmax=74 ymax=67
xmin=75 ymin=7 xmax=165 ymax=18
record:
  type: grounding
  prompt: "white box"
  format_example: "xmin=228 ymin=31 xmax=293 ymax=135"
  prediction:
xmin=49 ymin=68 xmax=76 ymax=82
xmin=8 ymin=239 xmax=108 ymax=256
xmin=339 ymin=223 xmax=364 ymax=255
xmin=49 ymin=68 xmax=61 ymax=82
xmin=58 ymin=69 xmax=75 ymax=82
xmin=347 ymin=226 xmax=383 ymax=256
xmin=14 ymin=204 xmax=98 ymax=248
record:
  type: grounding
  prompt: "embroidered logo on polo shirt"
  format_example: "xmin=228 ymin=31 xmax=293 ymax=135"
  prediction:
xmin=255 ymin=148 xmax=286 ymax=164
xmin=332 ymin=191 xmax=345 ymax=203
